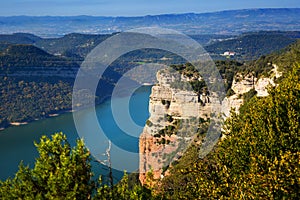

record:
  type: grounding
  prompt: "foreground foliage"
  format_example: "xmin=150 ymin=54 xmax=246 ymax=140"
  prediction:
xmin=0 ymin=133 xmax=94 ymax=199
xmin=0 ymin=133 xmax=154 ymax=200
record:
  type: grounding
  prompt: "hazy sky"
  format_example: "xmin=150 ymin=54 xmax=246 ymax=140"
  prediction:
xmin=0 ymin=0 xmax=299 ymax=16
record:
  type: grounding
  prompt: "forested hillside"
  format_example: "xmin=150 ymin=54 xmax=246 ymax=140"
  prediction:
xmin=205 ymin=31 xmax=300 ymax=60
xmin=1 ymin=31 xmax=298 ymax=62
xmin=0 ymin=77 xmax=72 ymax=126
xmin=0 ymin=44 xmax=78 ymax=127
xmin=0 ymin=43 xmax=114 ymax=128
xmin=0 ymin=44 xmax=79 ymax=74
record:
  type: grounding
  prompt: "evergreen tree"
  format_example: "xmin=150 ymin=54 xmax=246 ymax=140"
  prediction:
xmin=0 ymin=133 xmax=95 ymax=199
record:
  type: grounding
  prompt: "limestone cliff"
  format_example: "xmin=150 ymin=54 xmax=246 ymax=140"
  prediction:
xmin=139 ymin=69 xmax=209 ymax=184
xmin=139 ymin=64 xmax=282 ymax=185
xmin=222 ymin=64 xmax=282 ymax=117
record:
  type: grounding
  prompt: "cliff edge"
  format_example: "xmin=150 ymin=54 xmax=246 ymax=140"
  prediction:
xmin=139 ymin=64 xmax=281 ymax=185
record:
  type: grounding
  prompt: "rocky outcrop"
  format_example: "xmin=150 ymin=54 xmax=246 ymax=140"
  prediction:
xmin=139 ymin=64 xmax=282 ymax=185
xmin=221 ymin=72 xmax=256 ymax=117
xmin=221 ymin=94 xmax=244 ymax=117
xmin=231 ymin=73 xmax=256 ymax=94
xmin=255 ymin=78 xmax=275 ymax=97
xmin=255 ymin=64 xmax=282 ymax=97
xmin=222 ymin=64 xmax=282 ymax=117
xmin=139 ymin=69 xmax=206 ymax=184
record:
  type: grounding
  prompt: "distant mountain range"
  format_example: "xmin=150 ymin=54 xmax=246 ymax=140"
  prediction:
xmin=0 ymin=8 xmax=299 ymax=37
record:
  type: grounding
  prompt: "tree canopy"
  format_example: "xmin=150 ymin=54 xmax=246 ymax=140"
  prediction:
xmin=0 ymin=132 xmax=154 ymax=200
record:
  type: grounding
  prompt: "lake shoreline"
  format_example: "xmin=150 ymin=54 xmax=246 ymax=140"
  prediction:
xmin=0 ymin=87 xmax=153 ymax=131
xmin=0 ymin=110 xmax=72 ymax=131
xmin=10 ymin=122 xmax=29 ymax=126
xmin=0 ymin=94 xmax=112 ymax=132
xmin=0 ymin=85 xmax=153 ymax=132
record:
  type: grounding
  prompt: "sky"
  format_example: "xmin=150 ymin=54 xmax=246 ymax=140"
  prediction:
xmin=0 ymin=0 xmax=299 ymax=16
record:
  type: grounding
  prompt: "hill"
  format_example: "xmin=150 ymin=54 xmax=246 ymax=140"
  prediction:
xmin=0 ymin=44 xmax=79 ymax=76
xmin=0 ymin=33 xmax=41 ymax=44
xmin=205 ymin=31 xmax=300 ymax=60
xmin=35 ymin=33 xmax=113 ymax=61
xmin=0 ymin=31 xmax=298 ymax=64
xmin=0 ymin=43 xmax=116 ymax=128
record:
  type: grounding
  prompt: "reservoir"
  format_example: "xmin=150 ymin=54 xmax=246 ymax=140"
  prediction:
xmin=0 ymin=86 xmax=151 ymax=181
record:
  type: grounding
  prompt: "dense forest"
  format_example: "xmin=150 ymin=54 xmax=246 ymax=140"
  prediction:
xmin=0 ymin=77 xmax=72 ymax=126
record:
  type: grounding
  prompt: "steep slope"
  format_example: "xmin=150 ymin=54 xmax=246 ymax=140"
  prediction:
xmin=139 ymin=66 xmax=216 ymax=184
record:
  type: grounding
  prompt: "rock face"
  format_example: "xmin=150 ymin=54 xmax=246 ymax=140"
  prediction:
xmin=221 ymin=94 xmax=244 ymax=117
xmin=139 ymin=131 xmax=181 ymax=184
xmin=139 ymin=64 xmax=282 ymax=185
xmin=255 ymin=78 xmax=275 ymax=97
xmin=139 ymin=70 xmax=205 ymax=184
xmin=254 ymin=64 xmax=281 ymax=97
xmin=231 ymin=73 xmax=256 ymax=94
xmin=222 ymin=64 xmax=282 ymax=117
xmin=222 ymin=72 xmax=256 ymax=117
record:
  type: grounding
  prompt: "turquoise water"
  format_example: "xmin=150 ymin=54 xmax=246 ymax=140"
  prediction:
xmin=0 ymin=86 xmax=151 ymax=181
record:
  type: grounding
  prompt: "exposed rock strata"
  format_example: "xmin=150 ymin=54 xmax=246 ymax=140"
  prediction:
xmin=139 ymin=64 xmax=282 ymax=185
xmin=139 ymin=70 xmax=205 ymax=184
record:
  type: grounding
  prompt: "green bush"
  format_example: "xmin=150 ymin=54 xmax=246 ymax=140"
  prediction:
xmin=146 ymin=120 xmax=153 ymax=127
